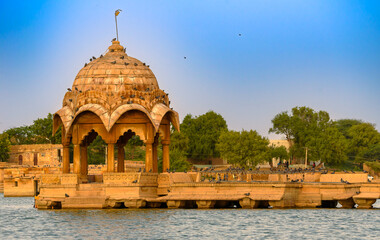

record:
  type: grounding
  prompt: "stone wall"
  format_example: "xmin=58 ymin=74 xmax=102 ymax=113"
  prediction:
xmin=9 ymin=144 xmax=63 ymax=166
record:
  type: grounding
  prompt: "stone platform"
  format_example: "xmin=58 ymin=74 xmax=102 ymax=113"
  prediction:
xmin=34 ymin=172 xmax=380 ymax=209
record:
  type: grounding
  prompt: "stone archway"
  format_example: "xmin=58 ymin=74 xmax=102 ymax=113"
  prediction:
xmin=115 ymin=130 xmax=136 ymax=172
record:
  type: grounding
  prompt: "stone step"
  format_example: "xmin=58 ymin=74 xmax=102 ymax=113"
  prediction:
xmin=78 ymin=183 xmax=104 ymax=191
xmin=0 ymin=183 xmax=4 ymax=193
xmin=62 ymin=196 xmax=107 ymax=209
xmin=73 ymin=190 xmax=105 ymax=197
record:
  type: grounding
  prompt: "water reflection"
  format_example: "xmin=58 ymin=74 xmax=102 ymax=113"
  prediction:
xmin=0 ymin=194 xmax=379 ymax=239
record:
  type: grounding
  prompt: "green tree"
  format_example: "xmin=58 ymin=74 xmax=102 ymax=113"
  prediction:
xmin=360 ymin=144 xmax=380 ymax=162
xmin=31 ymin=113 xmax=61 ymax=144
xmin=181 ymin=111 xmax=228 ymax=160
xmin=334 ymin=119 xmax=363 ymax=139
xmin=87 ymin=136 xmax=107 ymax=164
xmin=5 ymin=113 xmax=61 ymax=145
xmin=311 ymin=127 xmax=348 ymax=165
xmin=0 ymin=133 xmax=11 ymax=162
xmin=347 ymin=123 xmax=380 ymax=163
xmin=125 ymin=135 xmax=145 ymax=161
xmin=217 ymin=130 xmax=271 ymax=168
xmin=270 ymin=145 xmax=289 ymax=162
xmin=269 ymin=106 xmax=348 ymax=165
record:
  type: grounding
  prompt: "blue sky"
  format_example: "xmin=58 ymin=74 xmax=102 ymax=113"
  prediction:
xmin=0 ymin=0 xmax=379 ymax=138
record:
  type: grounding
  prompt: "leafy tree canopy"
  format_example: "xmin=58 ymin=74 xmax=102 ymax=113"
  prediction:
xmin=181 ymin=111 xmax=227 ymax=160
xmin=347 ymin=123 xmax=380 ymax=163
xmin=217 ymin=130 xmax=271 ymax=168
xmin=269 ymin=106 xmax=348 ymax=165
xmin=0 ymin=133 xmax=11 ymax=162
xmin=5 ymin=113 xmax=61 ymax=145
xmin=334 ymin=119 xmax=363 ymax=139
xmin=270 ymin=145 xmax=289 ymax=161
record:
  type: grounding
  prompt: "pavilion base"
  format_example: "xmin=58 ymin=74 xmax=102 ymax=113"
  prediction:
xmin=34 ymin=172 xmax=380 ymax=209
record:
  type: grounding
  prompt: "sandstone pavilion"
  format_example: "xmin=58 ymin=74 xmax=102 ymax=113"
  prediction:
xmin=53 ymin=40 xmax=179 ymax=179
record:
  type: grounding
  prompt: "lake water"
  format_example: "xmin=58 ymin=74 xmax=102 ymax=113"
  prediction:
xmin=1 ymin=194 xmax=379 ymax=239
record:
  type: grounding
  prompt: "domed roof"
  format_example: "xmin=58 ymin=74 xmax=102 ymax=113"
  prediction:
xmin=54 ymin=41 xmax=179 ymax=135
xmin=73 ymin=41 xmax=159 ymax=93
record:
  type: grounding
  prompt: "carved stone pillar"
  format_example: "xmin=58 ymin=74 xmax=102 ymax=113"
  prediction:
xmin=73 ymin=144 xmax=81 ymax=175
xmin=62 ymin=144 xmax=70 ymax=174
xmin=107 ymin=143 xmax=115 ymax=172
xmin=145 ymin=140 xmax=153 ymax=172
xmin=162 ymin=140 xmax=170 ymax=172
xmin=80 ymin=145 xmax=88 ymax=177
xmin=152 ymin=140 xmax=158 ymax=173
xmin=117 ymin=145 xmax=125 ymax=172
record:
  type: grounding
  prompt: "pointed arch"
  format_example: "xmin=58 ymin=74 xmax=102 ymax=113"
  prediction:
xmin=53 ymin=106 xmax=74 ymax=135
xmin=67 ymin=104 xmax=110 ymax=133
xmin=109 ymin=103 xmax=157 ymax=132
xmin=151 ymin=103 xmax=180 ymax=132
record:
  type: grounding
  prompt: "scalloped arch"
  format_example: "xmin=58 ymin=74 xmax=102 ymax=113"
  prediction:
xmin=109 ymin=103 xmax=157 ymax=132
xmin=151 ymin=103 xmax=180 ymax=132
xmin=67 ymin=104 xmax=110 ymax=133
xmin=53 ymin=106 xmax=74 ymax=135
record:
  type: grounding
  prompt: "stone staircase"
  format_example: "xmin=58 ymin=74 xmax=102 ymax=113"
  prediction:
xmin=0 ymin=182 xmax=4 ymax=193
xmin=62 ymin=183 xmax=107 ymax=208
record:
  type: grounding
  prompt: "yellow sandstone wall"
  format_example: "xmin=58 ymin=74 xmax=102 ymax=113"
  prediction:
xmin=9 ymin=144 xmax=63 ymax=166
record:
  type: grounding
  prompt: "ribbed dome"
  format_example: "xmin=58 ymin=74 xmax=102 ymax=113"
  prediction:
xmin=72 ymin=41 xmax=159 ymax=93
xmin=54 ymin=40 xmax=179 ymax=135
xmin=61 ymin=41 xmax=170 ymax=113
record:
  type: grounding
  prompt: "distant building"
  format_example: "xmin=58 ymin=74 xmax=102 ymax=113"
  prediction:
xmin=8 ymin=144 xmax=62 ymax=166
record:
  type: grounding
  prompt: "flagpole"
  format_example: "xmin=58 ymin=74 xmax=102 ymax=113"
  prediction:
xmin=115 ymin=13 xmax=119 ymax=41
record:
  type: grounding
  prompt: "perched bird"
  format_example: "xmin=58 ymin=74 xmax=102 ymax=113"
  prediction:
xmin=149 ymin=169 xmax=152 ymax=172
xmin=75 ymin=87 xmax=78 ymax=91
xmin=65 ymin=193 xmax=69 ymax=197
xmin=351 ymin=170 xmax=355 ymax=173
xmin=137 ymin=168 xmax=141 ymax=172
xmin=340 ymin=178 xmax=345 ymax=183
xmin=130 ymin=94 xmax=135 ymax=98
xmin=244 ymin=192 xmax=250 ymax=196
xmin=167 ymin=189 xmax=171 ymax=193
xmin=92 ymin=56 xmax=96 ymax=60
xmin=84 ymin=63 xmax=87 ymax=67
xmin=89 ymin=58 xmax=92 ymax=62
xmin=112 ymin=38 xmax=116 ymax=42
xmin=143 ymin=169 xmax=146 ymax=173
xmin=127 ymin=100 xmax=133 ymax=104
xmin=132 ymin=180 xmax=137 ymax=183
xmin=331 ymin=171 xmax=335 ymax=174
xmin=134 ymin=63 xmax=138 ymax=66
xmin=68 ymin=99 xmax=72 ymax=102
xmin=363 ymin=170 xmax=368 ymax=173
xmin=121 ymin=96 xmax=125 ymax=99
xmin=120 ymin=56 xmax=124 ymax=59
xmin=111 ymin=61 xmax=116 ymax=64
xmin=67 ymin=88 xmax=72 ymax=92
xmin=124 ymin=62 xmax=129 ymax=66
xmin=368 ymin=179 xmax=371 ymax=183
xmin=100 ymin=54 xmax=103 ymax=58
